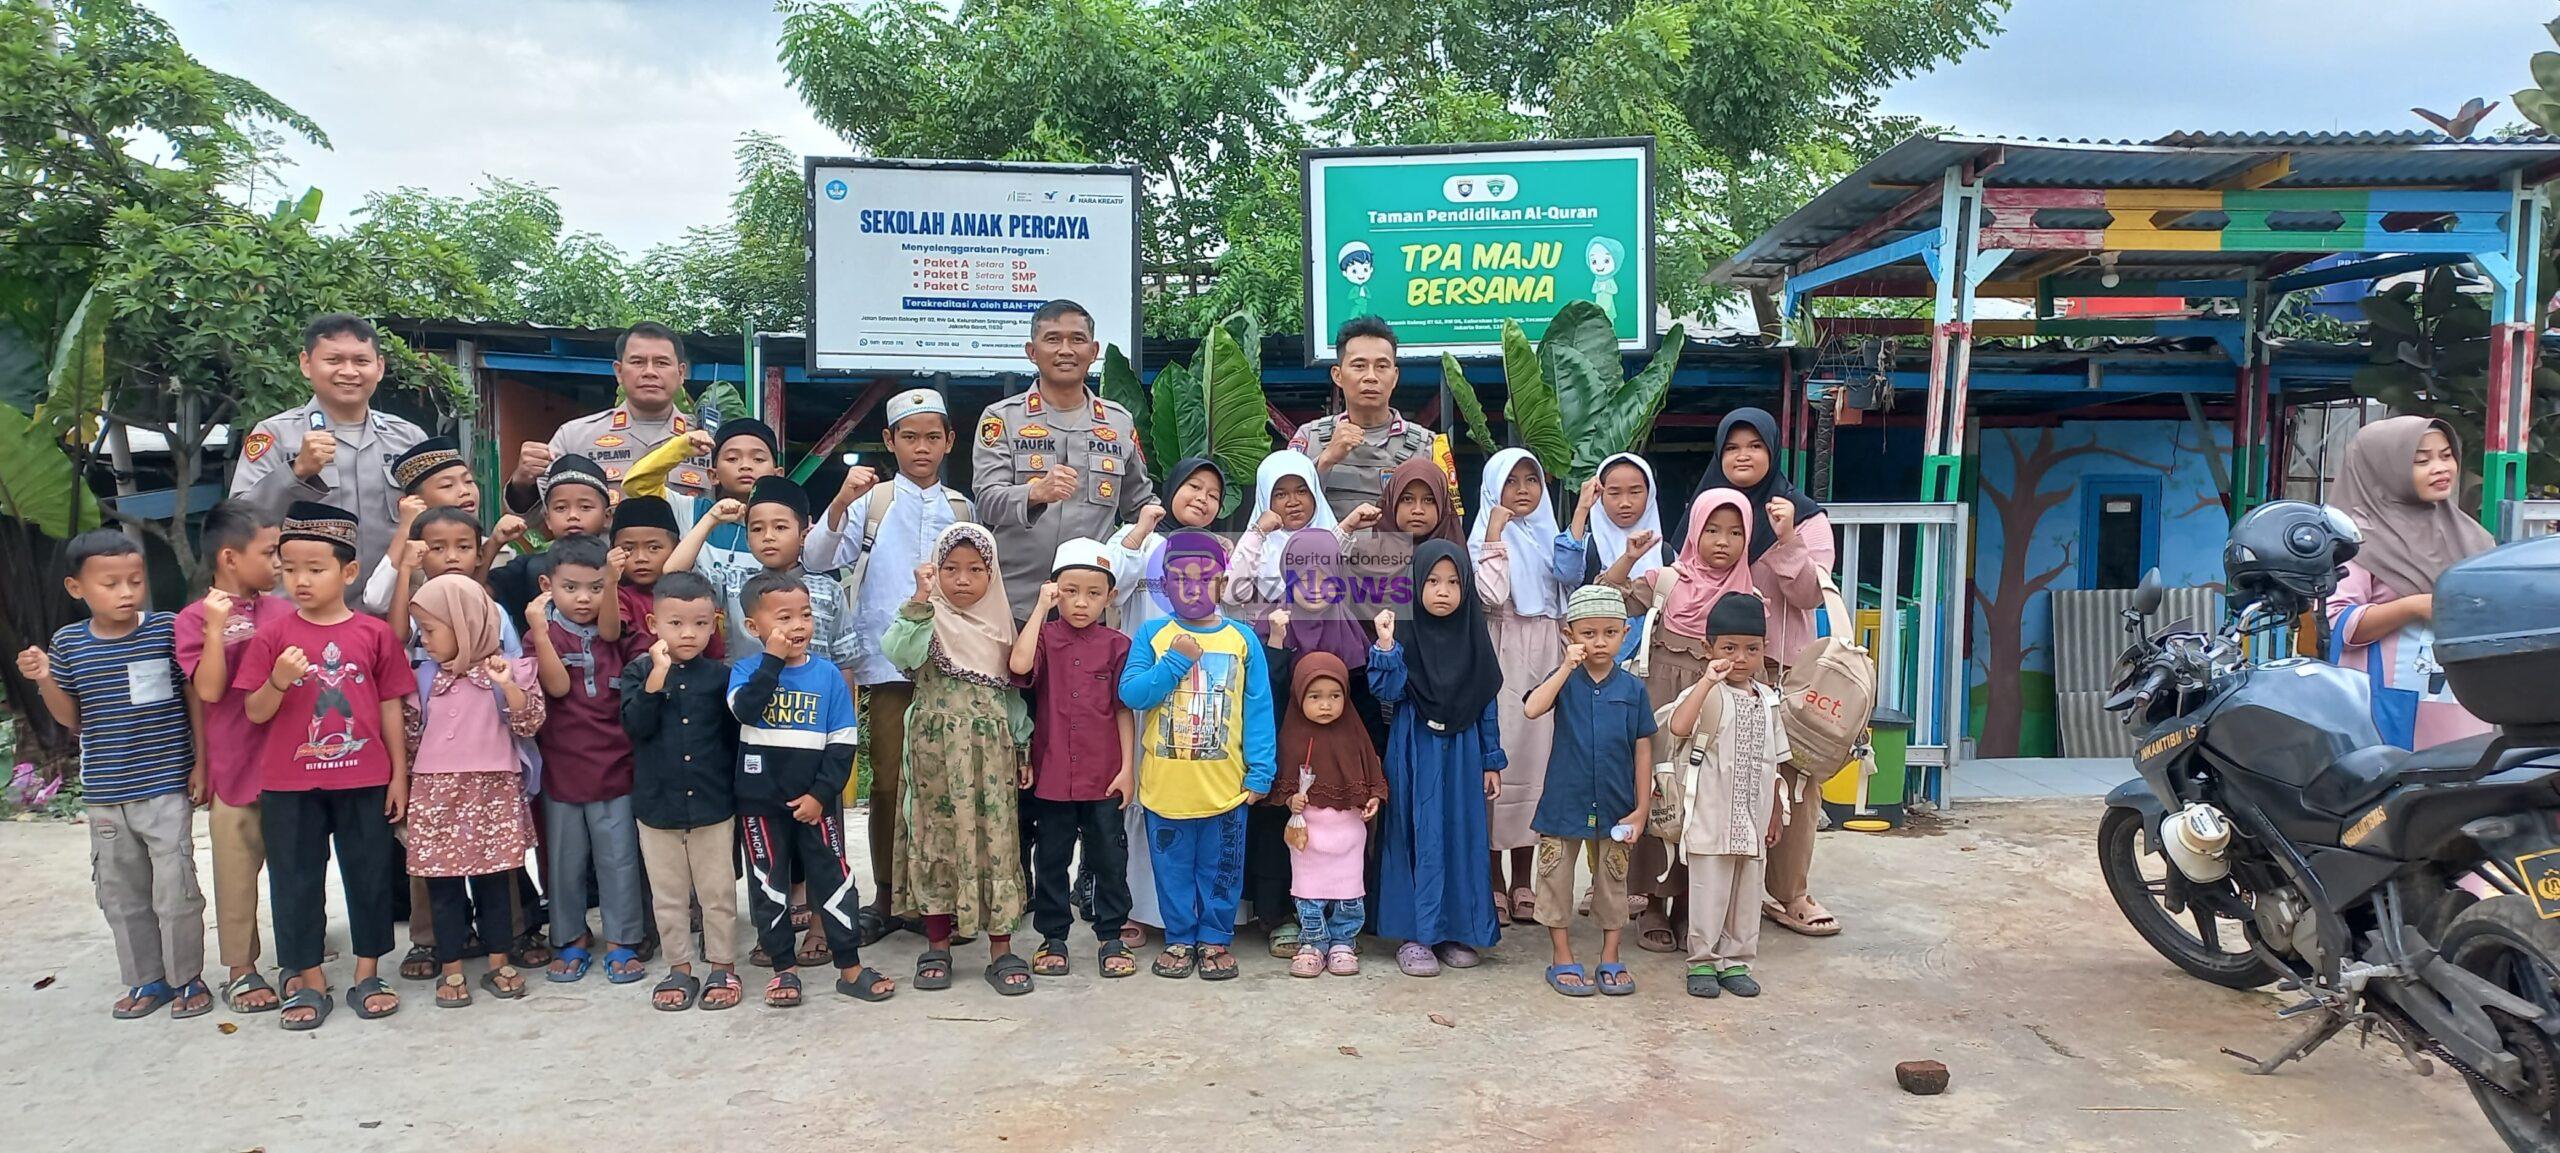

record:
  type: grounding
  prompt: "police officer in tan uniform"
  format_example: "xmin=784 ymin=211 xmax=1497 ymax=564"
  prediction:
xmin=230 ymin=314 xmax=428 ymax=583
xmin=505 ymin=321 xmax=709 ymax=512
xmin=972 ymin=299 xmax=1158 ymax=622
xmin=1289 ymin=315 xmax=1437 ymax=521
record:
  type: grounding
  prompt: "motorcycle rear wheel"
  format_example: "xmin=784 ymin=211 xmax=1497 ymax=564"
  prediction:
xmin=2442 ymin=896 xmax=2560 ymax=1153
xmin=2097 ymin=807 xmax=2282 ymax=990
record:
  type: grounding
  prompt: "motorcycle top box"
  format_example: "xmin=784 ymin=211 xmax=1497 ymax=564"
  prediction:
xmin=2436 ymin=536 xmax=2560 ymax=727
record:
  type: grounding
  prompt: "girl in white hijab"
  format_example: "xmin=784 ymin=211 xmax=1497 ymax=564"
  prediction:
xmin=1227 ymin=450 xmax=1339 ymax=605
xmin=1469 ymin=447 xmax=1568 ymax=927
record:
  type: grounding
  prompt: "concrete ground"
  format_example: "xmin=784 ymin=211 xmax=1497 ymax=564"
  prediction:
xmin=0 ymin=799 xmax=2497 ymax=1153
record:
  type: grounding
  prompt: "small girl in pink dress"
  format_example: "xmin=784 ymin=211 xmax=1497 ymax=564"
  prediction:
xmin=1281 ymin=651 xmax=1386 ymax=978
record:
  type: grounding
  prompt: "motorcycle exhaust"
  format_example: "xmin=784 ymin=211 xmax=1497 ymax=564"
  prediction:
xmin=2164 ymin=803 xmax=2234 ymax=883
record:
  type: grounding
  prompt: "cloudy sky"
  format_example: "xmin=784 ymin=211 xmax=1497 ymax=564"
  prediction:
xmin=153 ymin=0 xmax=2549 ymax=254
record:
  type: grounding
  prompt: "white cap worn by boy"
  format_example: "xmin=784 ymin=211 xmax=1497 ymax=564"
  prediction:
xmin=884 ymin=387 xmax=947 ymax=430
xmin=1050 ymin=537 xmax=1117 ymax=584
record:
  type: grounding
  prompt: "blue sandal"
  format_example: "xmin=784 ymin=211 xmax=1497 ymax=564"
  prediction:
xmin=546 ymin=944 xmax=593 ymax=983
xmin=603 ymin=946 xmax=646 ymax=984
xmin=1544 ymin=963 xmax=1597 ymax=998
xmin=1596 ymin=962 xmax=1636 ymax=996
xmin=112 ymin=980 xmax=174 ymax=1019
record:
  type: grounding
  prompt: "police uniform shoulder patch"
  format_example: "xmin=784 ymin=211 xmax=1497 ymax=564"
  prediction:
xmin=609 ymin=409 xmax=630 ymax=431
xmin=980 ymin=415 xmax=1006 ymax=447
xmin=242 ymin=431 xmax=275 ymax=463
xmin=673 ymin=414 xmax=690 ymax=434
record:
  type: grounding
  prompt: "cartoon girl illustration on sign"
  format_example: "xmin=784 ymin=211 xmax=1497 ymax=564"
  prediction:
xmin=1585 ymin=236 xmax=1626 ymax=326
xmin=1337 ymin=240 xmax=1375 ymax=320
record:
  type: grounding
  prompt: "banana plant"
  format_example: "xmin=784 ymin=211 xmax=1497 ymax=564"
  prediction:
xmin=1113 ymin=313 xmax=1272 ymax=517
xmin=1479 ymin=302 xmax=1689 ymax=487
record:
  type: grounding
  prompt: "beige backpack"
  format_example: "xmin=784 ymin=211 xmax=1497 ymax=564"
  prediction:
xmin=1778 ymin=569 xmax=1877 ymax=785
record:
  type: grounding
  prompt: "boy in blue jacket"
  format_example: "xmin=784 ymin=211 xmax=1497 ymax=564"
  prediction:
xmin=1117 ymin=534 xmax=1277 ymax=980
xmin=727 ymin=571 xmax=896 ymax=1007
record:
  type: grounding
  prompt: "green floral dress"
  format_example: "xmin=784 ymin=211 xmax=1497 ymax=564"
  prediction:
xmin=883 ymin=603 xmax=1033 ymax=937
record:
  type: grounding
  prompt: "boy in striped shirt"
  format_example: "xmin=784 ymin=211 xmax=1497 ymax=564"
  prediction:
xmin=18 ymin=529 xmax=209 ymax=1019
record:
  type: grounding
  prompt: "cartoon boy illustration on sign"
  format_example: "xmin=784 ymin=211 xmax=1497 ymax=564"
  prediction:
xmin=1336 ymin=240 xmax=1375 ymax=320
xmin=1586 ymin=236 xmax=1627 ymax=327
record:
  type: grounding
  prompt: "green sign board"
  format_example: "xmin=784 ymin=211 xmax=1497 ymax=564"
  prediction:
xmin=1301 ymin=138 xmax=1653 ymax=362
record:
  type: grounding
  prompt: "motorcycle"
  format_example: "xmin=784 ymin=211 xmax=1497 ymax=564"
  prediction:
xmin=2097 ymin=501 xmax=2560 ymax=1152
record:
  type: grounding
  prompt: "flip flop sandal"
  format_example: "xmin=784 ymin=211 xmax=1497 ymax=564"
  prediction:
xmin=1718 ymin=968 xmax=1762 ymax=998
xmin=652 ymin=970 xmax=701 ymax=1012
xmin=985 ymin=953 xmax=1034 ymax=996
xmin=1636 ymin=912 xmax=1680 ymax=954
xmin=1197 ymin=946 xmax=1240 ymax=981
xmin=1326 ymin=945 xmax=1359 ymax=976
xmin=1395 ymin=942 xmax=1440 ymax=978
xmin=1031 ymin=941 xmax=1070 ymax=976
xmin=222 ymin=970 xmax=280 ymax=1014
xmin=113 ymin=980 xmax=174 ymax=1020
xmin=795 ymin=935 xmax=833 ymax=967
xmin=1119 ymin=923 xmax=1149 ymax=950
xmin=1595 ymin=962 xmax=1635 ymax=997
xmin=435 ymin=973 xmax=473 ymax=1008
xmin=277 ymin=985 xmax=333 ymax=1031
xmin=168 ymin=978 xmax=215 ymax=1020
xmin=837 ymin=966 xmax=897 ymax=1002
xmin=603 ymin=946 xmax=648 ymax=985
xmin=1762 ymin=899 xmax=1842 ymax=938
xmin=699 ymin=970 xmax=744 ymax=1011
xmin=857 ymin=907 xmax=890 ymax=947
xmin=788 ymin=904 xmax=813 ymax=932
xmin=1511 ymin=887 xmax=1538 ymax=923
xmin=398 ymin=944 xmax=438 ymax=982
xmin=1098 ymin=940 xmax=1138 ymax=978
xmin=1545 ymin=963 xmax=1596 ymax=997
xmin=1290 ymin=946 xmax=1325 ymax=978
xmin=345 ymin=975 xmax=400 ymax=1020
xmin=1267 ymin=922 xmax=1301 ymax=960
xmin=748 ymin=945 xmax=774 ymax=969
xmin=914 ymin=948 xmax=955 ymax=991
xmin=512 ymin=931 xmax=555 ymax=969
xmin=764 ymin=971 xmax=803 ymax=1008
xmin=1152 ymin=944 xmax=1195 ymax=979
xmin=1492 ymin=889 xmax=1512 ymax=926
xmin=480 ymin=966 xmax=528 ymax=1001
xmin=1686 ymin=965 xmax=1722 ymax=998
xmin=546 ymin=945 xmax=593 ymax=983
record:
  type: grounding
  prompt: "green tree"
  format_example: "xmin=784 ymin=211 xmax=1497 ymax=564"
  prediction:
xmin=636 ymin=131 xmax=807 ymax=334
xmin=778 ymin=0 xmax=2004 ymax=336
xmin=0 ymin=0 xmax=476 ymax=766
xmin=357 ymin=177 xmax=645 ymax=328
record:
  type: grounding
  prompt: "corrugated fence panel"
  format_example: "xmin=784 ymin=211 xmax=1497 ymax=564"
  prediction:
xmin=2051 ymin=586 xmax=2222 ymax=757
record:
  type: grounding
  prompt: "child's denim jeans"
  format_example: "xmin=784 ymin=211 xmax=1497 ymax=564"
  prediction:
xmin=1295 ymin=897 xmax=1366 ymax=948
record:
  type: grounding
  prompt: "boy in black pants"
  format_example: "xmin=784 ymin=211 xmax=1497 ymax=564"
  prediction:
xmin=726 ymin=571 xmax=895 ymax=1007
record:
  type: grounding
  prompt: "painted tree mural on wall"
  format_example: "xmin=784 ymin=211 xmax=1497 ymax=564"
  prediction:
xmin=1970 ymin=421 xmax=2230 ymax=757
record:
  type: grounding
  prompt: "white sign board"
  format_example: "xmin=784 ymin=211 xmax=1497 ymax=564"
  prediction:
xmin=807 ymin=159 xmax=1142 ymax=376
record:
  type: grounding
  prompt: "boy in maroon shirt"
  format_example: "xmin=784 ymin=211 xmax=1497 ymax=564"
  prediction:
xmin=235 ymin=501 xmax=416 ymax=1029
xmin=1006 ymin=538 xmax=1138 ymax=978
xmin=528 ymin=533 xmax=648 ymax=984
xmin=176 ymin=500 xmax=286 ymax=1015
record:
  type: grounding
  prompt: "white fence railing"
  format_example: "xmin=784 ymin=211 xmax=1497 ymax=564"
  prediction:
xmin=1826 ymin=501 xmax=1969 ymax=805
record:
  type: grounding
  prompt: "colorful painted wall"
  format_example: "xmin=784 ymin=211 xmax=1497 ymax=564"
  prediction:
xmin=1968 ymin=420 xmax=2233 ymax=756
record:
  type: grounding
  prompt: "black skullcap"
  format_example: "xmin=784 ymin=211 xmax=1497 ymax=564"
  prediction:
xmin=539 ymin=453 xmax=610 ymax=501
xmin=390 ymin=436 xmax=466 ymax=493
xmin=1705 ymin=590 xmax=1765 ymax=639
xmin=280 ymin=500 xmax=359 ymax=550
xmin=611 ymin=494 xmax=679 ymax=538
xmin=714 ymin=417 xmax=779 ymax=457
xmin=747 ymin=474 xmax=810 ymax=522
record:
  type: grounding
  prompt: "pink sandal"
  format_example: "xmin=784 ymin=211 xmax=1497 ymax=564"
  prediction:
xmin=1290 ymin=945 xmax=1325 ymax=978
xmin=1326 ymin=944 xmax=1359 ymax=976
xmin=1396 ymin=941 xmax=1441 ymax=977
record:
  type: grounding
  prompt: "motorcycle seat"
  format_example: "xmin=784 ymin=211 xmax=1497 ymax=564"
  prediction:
xmin=2305 ymin=733 xmax=2499 ymax=818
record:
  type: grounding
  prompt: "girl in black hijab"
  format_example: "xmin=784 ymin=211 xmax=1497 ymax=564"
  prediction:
xmin=1369 ymin=539 xmax=1505 ymax=974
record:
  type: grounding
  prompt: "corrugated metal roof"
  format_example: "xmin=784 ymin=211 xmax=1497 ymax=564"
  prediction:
xmin=1713 ymin=131 xmax=2560 ymax=286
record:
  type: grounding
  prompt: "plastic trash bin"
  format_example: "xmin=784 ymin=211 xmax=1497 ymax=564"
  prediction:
xmin=1822 ymin=706 xmax=1915 ymax=828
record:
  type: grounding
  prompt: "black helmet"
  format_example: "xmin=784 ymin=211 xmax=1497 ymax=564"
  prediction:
xmin=2224 ymin=500 xmax=2361 ymax=612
